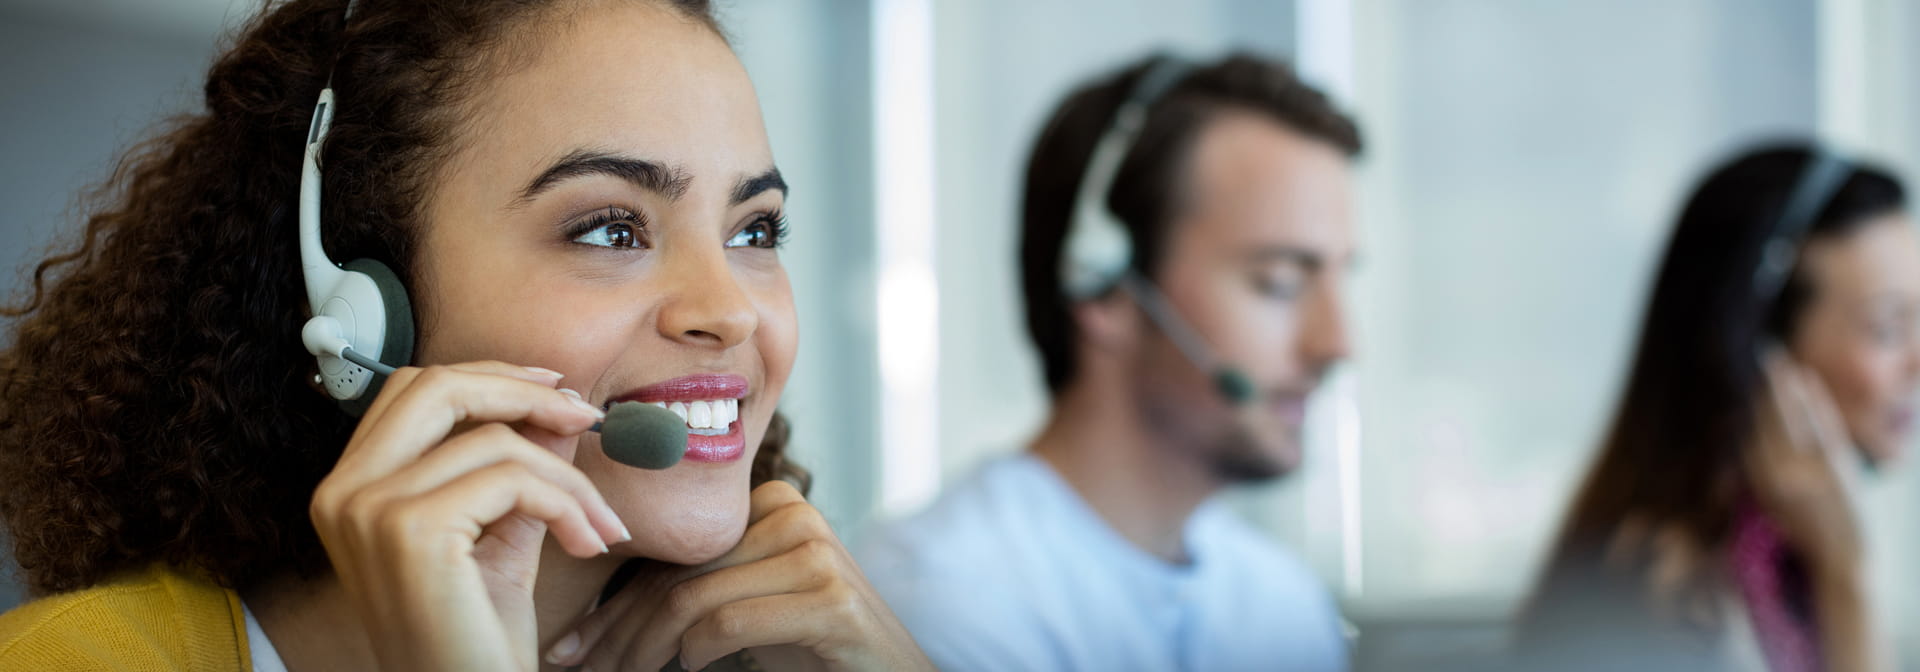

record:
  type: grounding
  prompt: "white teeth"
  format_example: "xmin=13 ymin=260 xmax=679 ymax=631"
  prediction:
xmin=640 ymin=399 xmax=740 ymax=430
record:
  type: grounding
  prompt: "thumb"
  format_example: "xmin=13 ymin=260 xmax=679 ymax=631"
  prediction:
xmin=546 ymin=560 xmax=681 ymax=667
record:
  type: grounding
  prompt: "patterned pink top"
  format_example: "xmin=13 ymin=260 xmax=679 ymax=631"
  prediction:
xmin=1728 ymin=501 xmax=1821 ymax=672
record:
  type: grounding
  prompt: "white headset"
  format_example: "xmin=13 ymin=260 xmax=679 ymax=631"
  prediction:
xmin=296 ymin=0 xmax=414 ymax=412
xmin=1058 ymin=57 xmax=1255 ymax=404
xmin=1059 ymin=58 xmax=1194 ymax=301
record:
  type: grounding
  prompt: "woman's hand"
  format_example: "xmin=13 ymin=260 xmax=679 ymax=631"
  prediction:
xmin=1749 ymin=350 xmax=1891 ymax=672
xmin=1747 ymin=349 xmax=1864 ymax=576
xmin=310 ymin=361 xmax=630 ymax=672
xmin=549 ymin=481 xmax=933 ymax=672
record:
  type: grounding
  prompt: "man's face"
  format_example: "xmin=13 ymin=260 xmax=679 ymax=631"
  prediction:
xmin=1129 ymin=110 xmax=1356 ymax=482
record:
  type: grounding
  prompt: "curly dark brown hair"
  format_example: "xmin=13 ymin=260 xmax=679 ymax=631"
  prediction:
xmin=0 ymin=0 xmax=807 ymax=598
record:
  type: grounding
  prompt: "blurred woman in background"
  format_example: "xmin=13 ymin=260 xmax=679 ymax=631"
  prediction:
xmin=1518 ymin=143 xmax=1920 ymax=672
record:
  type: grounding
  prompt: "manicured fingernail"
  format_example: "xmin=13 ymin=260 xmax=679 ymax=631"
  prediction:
xmin=544 ymin=631 xmax=581 ymax=664
xmin=525 ymin=366 xmax=564 ymax=379
xmin=558 ymin=388 xmax=606 ymax=418
xmin=618 ymin=522 xmax=632 ymax=542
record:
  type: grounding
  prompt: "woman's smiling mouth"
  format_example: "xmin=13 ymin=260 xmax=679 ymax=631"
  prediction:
xmin=608 ymin=374 xmax=750 ymax=462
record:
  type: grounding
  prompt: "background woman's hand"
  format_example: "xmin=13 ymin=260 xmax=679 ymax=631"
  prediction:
xmin=1749 ymin=350 xmax=1891 ymax=672
xmin=1747 ymin=349 xmax=1865 ymax=576
xmin=309 ymin=361 xmax=630 ymax=671
xmin=550 ymin=481 xmax=932 ymax=672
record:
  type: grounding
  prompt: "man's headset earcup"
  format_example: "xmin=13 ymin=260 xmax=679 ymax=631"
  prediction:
xmin=336 ymin=258 xmax=415 ymax=417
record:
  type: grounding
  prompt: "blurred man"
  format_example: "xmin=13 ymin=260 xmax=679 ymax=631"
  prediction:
xmin=856 ymin=52 xmax=1361 ymax=671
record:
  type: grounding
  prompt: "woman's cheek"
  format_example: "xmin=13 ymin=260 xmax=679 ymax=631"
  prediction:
xmin=1831 ymin=346 xmax=1903 ymax=459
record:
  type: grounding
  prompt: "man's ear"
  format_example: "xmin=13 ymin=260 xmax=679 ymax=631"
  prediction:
xmin=1071 ymin=290 xmax=1143 ymax=358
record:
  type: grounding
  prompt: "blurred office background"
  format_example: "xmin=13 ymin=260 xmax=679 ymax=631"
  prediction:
xmin=5 ymin=0 xmax=1920 ymax=669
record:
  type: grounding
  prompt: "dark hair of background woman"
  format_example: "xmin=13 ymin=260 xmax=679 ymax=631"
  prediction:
xmin=0 ymin=0 xmax=806 ymax=598
xmin=1519 ymin=143 xmax=1906 ymax=660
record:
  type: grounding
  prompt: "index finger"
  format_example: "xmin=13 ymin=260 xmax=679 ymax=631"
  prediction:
xmin=1759 ymin=349 xmax=1818 ymax=454
xmin=334 ymin=365 xmax=603 ymax=485
xmin=355 ymin=360 xmax=565 ymax=433
xmin=1781 ymin=357 xmax=1851 ymax=455
xmin=1764 ymin=351 xmax=1853 ymax=457
xmin=748 ymin=480 xmax=807 ymax=524
xmin=692 ymin=483 xmax=835 ymax=574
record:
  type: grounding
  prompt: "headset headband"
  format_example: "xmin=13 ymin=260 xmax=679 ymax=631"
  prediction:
xmin=1059 ymin=57 xmax=1195 ymax=301
xmin=1753 ymin=149 xmax=1852 ymax=311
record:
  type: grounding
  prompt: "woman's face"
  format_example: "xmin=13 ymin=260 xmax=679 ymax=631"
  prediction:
xmin=1792 ymin=214 xmax=1920 ymax=465
xmin=410 ymin=3 xmax=796 ymax=564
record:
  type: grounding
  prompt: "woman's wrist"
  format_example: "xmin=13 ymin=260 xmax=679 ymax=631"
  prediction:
xmin=1811 ymin=560 xmax=1886 ymax=672
xmin=1808 ymin=550 xmax=1867 ymax=593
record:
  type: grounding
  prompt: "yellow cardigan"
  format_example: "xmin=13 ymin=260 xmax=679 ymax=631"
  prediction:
xmin=0 ymin=564 xmax=253 ymax=671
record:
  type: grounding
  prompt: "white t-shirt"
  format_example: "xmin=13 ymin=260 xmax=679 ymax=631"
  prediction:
xmin=856 ymin=454 xmax=1349 ymax=672
xmin=241 ymin=600 xmax=289 ymax=672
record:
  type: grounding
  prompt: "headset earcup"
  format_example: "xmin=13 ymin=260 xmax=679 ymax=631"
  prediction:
xmin=336 ymin=258 xmax=415 ymax=417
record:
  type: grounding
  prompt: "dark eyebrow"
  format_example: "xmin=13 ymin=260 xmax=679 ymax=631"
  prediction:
xmin=514 ymin=150 xmax=692 ymax=206
xmin=730 ymin=167 xmax=787 ymax=207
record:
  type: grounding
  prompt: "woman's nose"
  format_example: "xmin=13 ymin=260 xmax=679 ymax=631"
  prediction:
xmin=654 ymin=246 xmax=758 ymax=350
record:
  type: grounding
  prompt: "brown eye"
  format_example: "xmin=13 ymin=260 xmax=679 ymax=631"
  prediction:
xmin=726 ymin=213 xmax=790 ymax=250
xmin=569 ymin=207 xmax=648 ymax=249
xmin=605 ymin=222 xmax=635 ymax=248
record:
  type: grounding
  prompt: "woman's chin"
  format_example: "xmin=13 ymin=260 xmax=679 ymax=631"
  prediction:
xmin=1860 ymin=440 xmax=1902 ymax=469
xmin=624 ymin=531 xmax=743 ymax=566
xmin=610 ymin=499 xmax=751 ymax=565
xmin=1848 ymin=423 xmax=1903 ymax=468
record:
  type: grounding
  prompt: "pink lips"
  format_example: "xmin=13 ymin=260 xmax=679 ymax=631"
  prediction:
xmin=616 ymin=374 xmax=749 ymax=403
xmin=1270 ymin=394 xmax=1309 ymax=426
xmin=682 ymin=422 xmax=746 ymax=463
xmin=610 ymin=374 xmax=749 ymax=464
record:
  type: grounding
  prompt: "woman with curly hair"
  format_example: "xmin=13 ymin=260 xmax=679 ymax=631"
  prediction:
xmin=0 ymin=1 xmax=931 ymax=670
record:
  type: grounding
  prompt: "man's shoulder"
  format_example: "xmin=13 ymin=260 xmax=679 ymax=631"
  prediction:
xmin=853 ymin=455 xmax=1078 ymax=669
xmin=858 ymin=455 xmax=1052 ymax=583
xmin=860 ymin=455 xmax=1057 ymax=558
xmin=0 ymin=564 xmax=245 ymax=671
